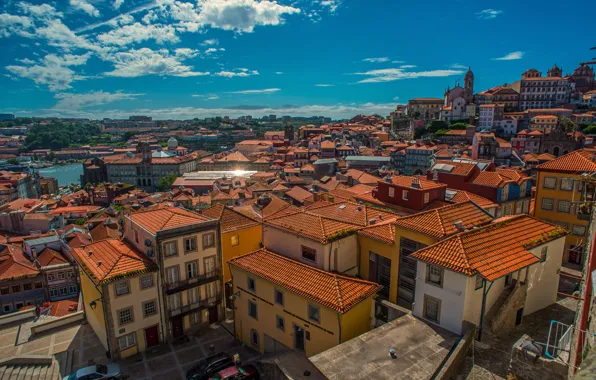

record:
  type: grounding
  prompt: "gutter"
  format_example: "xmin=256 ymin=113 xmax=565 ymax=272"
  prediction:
xmin=477 ymin=279 xmax=494 ymax=341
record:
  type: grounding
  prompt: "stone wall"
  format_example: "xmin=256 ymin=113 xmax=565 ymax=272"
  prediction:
xmin=491 ymin=282 xmax=527 ymax=334
xmin=435 ymin=324 xmax=477 ymax=380
xmin=509 ymin=334 xmax=568 ymax=380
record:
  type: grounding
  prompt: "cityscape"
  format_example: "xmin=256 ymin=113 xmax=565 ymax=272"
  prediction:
xmin=1 ymin=1 xmax=596 ymax=380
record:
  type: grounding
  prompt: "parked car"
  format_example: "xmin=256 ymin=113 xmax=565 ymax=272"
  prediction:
xmin=186 ymin=352 xmax=235 ymax=380
xmin=209 ymin=365 xmax=260 ymax=380
xmin=63 ymin=364 xmax=121 ymax=380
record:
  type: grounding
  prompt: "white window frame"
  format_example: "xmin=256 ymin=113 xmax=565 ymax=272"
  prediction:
xmin=426 ymin=264 xmax=444 ymax=288
xmin=572 ymin=225 xmax=587 ymax=236
xmin=143 ymin=300 xmax=157 ymax=317
xmin=388 ymin=187 xmax=395 ymax=198
xmin=164 ymin=241 xmax=178 ymax=257
xmin=140 ymin=274 xmax=153 ymax=289
xmin=541 ymin=198 xmax=554 ymax=211
xmin=118 ymin=307 xmax=134 ymax=326
xmin=402 ymin=190 xmax=408 ymax=200
xmin=560 ymin=178 xmax=574 ymax=191
xmin=115 ymin=281 xmax=129 ymax=296
xmin=184 ymin=237 xmax=197 ymax=253
xmin=558 ymin=200 xmax=571 ymax=213
xmin=543 ymin=177 xmax=557 ymax=189
xmin=118 ymin=332 xmax=136 ymax=351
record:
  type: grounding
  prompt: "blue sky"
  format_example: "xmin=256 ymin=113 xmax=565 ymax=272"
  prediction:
xmin=0 ymin=0 xmax=594 ymax=120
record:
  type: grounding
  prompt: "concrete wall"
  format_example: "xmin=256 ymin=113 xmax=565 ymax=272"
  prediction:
xmin=509 ymin=334 xmax=567 ymax=380
xmin=31 ymin=311 xmax=84 ymax=334
xmin=524 ymin=238 xmax=565 ymax=316
xmin=435 ymin=325 xmax=476 ymax=380
xmin=0 ymin=308 xmax=35 ymax=326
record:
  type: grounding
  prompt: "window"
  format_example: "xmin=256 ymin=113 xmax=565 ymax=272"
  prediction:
xmin=47 ymin=274 xmax=55 ymax=281
xmin=140 ymin=275 xmax=153 ymax=289
xmin=115 ymin=281 xmax=129 ymax=296
xmin=475 ymin=275 xmax=484 ymax=290
xmin=50 ymin=288 xmax=58 ymax=297
xmin=202 ymin=233 xmax=215 ymax=249
xmin=402 ymin=190 xmax=408 ymax=200
xmin=540 ymin=247 xmax=548 ymax=263
xmin=184 ymin=238 xmax=197 ymax=253
xmin=164 ymin=241 xmax=177 ymax=257
xmin=501 ymin=185 xmax=509 ymax=202
xmin=248 ymin=277 xmax=256 ymax=292
xmin=1 ymin=287 xmax=9 ymax=295
xmin=560 ymin=178 xmax=574 ymax=191
xmin=424 ymin=192 xmax=430 ymax=204
xmin=388 ymin=187 xmax=395 ymax=198
xmin=3 ymin=304 xmax=12 ymax=312
xmin=118 ymin=332 xmax=136 ymax=351
xmin=166 ymin=266 xmax=180 ymax=285
xmin=558 ymin=200 xmax=571 ymax=213
xmin=11 ymin=285 xmax=20 ymax=293
xmin=426 ymin=264 xmax=443 ymax=288
xmin=143 ymin=300 xmax=157 ymax=317
xmin=134 ymin=230 xmax=139 ymax=243
xmin=186 ymin=261 xmax=198 ymax=279
xmin=69 ymin=285 xmax=77 ymax=294
xmin=248 ymin=300 xmax=258 ymax=320
xmin=541 ymin=198 xmax=554 ymax=211
xmin=118 ymin=307 xmax=134 ymax=325
xmin=274 ymin=289 xmax=284 ymax=306
xmin=23 ymin=283 xmax=32 ymax=291
xmin=543 ymin=177 xmax=557 ymax=189
xmin=515 ymin=201 xmax=522 ymax=215
xmin=58 ymin=272 xmax=65 ymax=280
xmin=276 ymin=315 xmax=285 ymax=331
xmin=308 ymin=304 xmax=320 ymax=323
xmin=169 ymin=293 xmax=181 ymax=310
xmin=572 ymin=225 xmax=587 ymax=236
xmin=231 ymin=235 xmax=239 ymax=246
xmin=424 ymin=295 xmax=441 ymax=323
xmin=301 ymin=246 xmax=317 ymax=262
xmin=250 ymin=329 xmax=259 ymax=348
xmin=190 ymin=311 xmax=201 ymax=324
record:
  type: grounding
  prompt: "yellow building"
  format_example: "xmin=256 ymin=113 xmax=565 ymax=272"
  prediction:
xmin=126 ymin=207 xmax=222 ymax=340
xmin=72 ymin=238 xmax=160 ymax=360
xmin=201 ymin=204 xmax=262 ymax=301
xmin=534 ymin=150 xmax=596 ymax=266
xmin=228 ymin=248 xmax=380 ymax=357
xmin=530 ymin=115 xmax=558 ymax=133
xmin=358 ymin=201 xmax=493 ymax=309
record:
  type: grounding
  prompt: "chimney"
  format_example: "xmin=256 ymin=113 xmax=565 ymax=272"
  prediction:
xmin=88 ymin=250 xmax=93 ymax=257
xmin=411 ymin=176 xmax=421 ymax=189
xmin=378 ymin=214 xmax=383 ymax=221
xmin=454 ymin=221 xmax=465 ymax=232
xmin=97 ymin=260 xmax=102 ymax=267
xmin=356 ymin=205 xmax=362 ymax=212
xmin=369 ymin=218 xmax=377 ymax=225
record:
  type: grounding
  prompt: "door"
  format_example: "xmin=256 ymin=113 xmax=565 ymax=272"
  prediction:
xmin=294 ymin=324 xmax=305 ymax=351
xmin=208 ymin=306 xmax=218 ymax=324
xmin=515 ymin=308 xmax=524 ymax=326
xmin=505 ymin=274 xmax=512 ymax=286
xmin=145 ymin=325 xmax=159 ymax=348
xmin=172 ymin=316 xmax=184 ymax=338
xmin=569 ymin=245 xmax=583 ymax=265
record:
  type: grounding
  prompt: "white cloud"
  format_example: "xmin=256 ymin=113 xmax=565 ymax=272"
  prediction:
xmin=17 ymin=3 xmax=63 ymax=20
xmin=317 ymin=0 xmax=341 ymax=14
xmin=315 ymin=84 xmax=334 ymax=87
xmin=476 ymin=9 xmax=502 ymax=20
xmin=354 ymin=67 xmax=464 ymax=83
xmin=493 ymin=51 xmax=524 ymax=61
xmin=35 ymin=19 xmax=99 ymax=51
xmin=104 ymin=48 xmax=209 ymax=77
xmin=275 ymin=71 xmax=283 ymax=75
xmin=0 ymin=13 xmax=33 ymax=38
xmin=70 ymin=0 xmax=100 ymax=17
xmin=363 ymin=57 xmax=389 ymax=63
xmin=391 ymin=60 xmax=404 ymax=64
xmin=226 ymin=88 xmax=280 ymax=94
xmin=204 ymin=48 xmax=218 ymax=54
xmin=214 ymin=69 xmax=259 ymax=78
xmin=193 ymin=0 xmax=301 ymax=33
xmin=400 ymin=65 xmax=417 ymax=69
xmin=113 ymin=0 xmax=125 ymax=10
xmin=192 ymin=93 xmax=219 ymax=100
xmin=54 ymin=90 xmax=142 ymax=110
xmin=96 ymin=22 xmax=179 ymax=46
xmin=393 ymin=96 xmax=400 ymax=101
xmin=449 ymin=63 xmax=467 ymax=69
xmin=201 ymin=39 xmax=219 ymax=46
xmin=6 ymin=53 xmax=92 ymax=91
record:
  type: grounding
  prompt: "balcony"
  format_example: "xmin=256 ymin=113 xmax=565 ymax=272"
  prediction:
xmin=168 ymin=295 xmax=222 ymax=318
xmin=164 ymin=269 xmax=221 ymax=295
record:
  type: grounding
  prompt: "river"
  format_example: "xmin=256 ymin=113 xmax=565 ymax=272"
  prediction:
xmin=38 ymin=163 xmax=84 ymax=186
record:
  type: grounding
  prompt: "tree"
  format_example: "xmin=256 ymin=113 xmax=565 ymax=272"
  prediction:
xmin=426 ymin=120 xmax=449 ymax=134
xmin=158 ymin=173 xmax=178 ymax=190
xmin=583 ymin=125 xmax=596 ymax=134
xmin=412 ymin=111 xmax=421 ymax=119
xmin=559 ymin=117 xmax=576 ymax=133
xmin=7 ymin=158 xmax=19 ymax=165
xmin=75 ymin=218 xmax=87 ymax=225
xmin=47 ymin=151 xmax=55 ymax=162
xmin=449 ymin=122 xmax=468 ymax=130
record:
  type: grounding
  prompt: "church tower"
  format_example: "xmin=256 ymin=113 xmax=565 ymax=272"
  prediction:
xmin=547 ymin=64 xmax=563 ymax=78
xmin=284 ymin=122 xmax=294 ymax=142
xmin=464 ymin=67 xmax=474 ymax=103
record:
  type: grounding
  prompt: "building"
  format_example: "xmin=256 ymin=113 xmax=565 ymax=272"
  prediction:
xmin=370 ymin=175 xmax=446 ymax=212
xmin=228 ymin=248 xmax=380 ymax=356
xmin=533 ymin=150 xmax=596 ymax=267
xmin=36 ymin=247 xmax=78 ymax=301
xmin=407 ymin=98 xmax=443 ymax=120
xmin=390 ymin=144 xmax=438 ymax=176
xmin=440 ymin=68 xmax=475 ymax=122
xmin=72 ymin=238 xmax=160 ymax=359
xmin=411 ymin=215 xmax=566 ymax=336
xmin=530 ymin=115 xmax=558 ymax=133
xmin=569 ymin=64 xmax=596 ymax=94
xmin=345 ymin=156 xmax=391 ymax=170
xmin=0 ymin=244 xmax=46 ymax=315
xmin=0 ymin=171 xmax=39 ymax=199
xmin=126 ymin=207 xmax=222 ymax=340
xmin=517 ymin=66 xmax=573 ymax=110
xmin=474 ymin=85 xmax=520 ymax=112
xmin=471 ymin=132 xmax=513 ymax=165
xmin=478 ymin=104 xmax=504 ymax=130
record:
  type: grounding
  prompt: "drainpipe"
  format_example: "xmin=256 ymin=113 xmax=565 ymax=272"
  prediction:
xmin=477 ymin=280 xmax=493 ymax=341
xmin=337 ymin=312 xmax=342 ymax=345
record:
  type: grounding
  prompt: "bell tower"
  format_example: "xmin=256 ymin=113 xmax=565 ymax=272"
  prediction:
xmin=464 ymin=67 xmax=474 ymax=103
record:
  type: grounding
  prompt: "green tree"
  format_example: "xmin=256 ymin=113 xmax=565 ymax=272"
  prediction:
xmin=47 ymin=151 xmax=55 ymax=162
xmin=583 ymin=125 xmax=596 ymax=134
xmin=426 ymin=120 xmax=449 ymax=134
xmin=449 ymin=122 xmax=469 ymax=130
xmin=7 ymin=158 xmax=19 ymax=165
xmin=158 ymin=173 xmax=178 ymax=190
xmin=74 ymin=218 xmax=87 ymax=225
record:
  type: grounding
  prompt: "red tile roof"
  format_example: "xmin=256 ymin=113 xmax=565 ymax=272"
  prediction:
xmin=201 ymin=204 xmax=260 ymax=234
xmin=536 ymin=149 xmax=596 ymax=173
xmin=446 ymin=189 xmax=499 ymax=210
xmin=358 ymin=220 xmax=395 ymax=245
xmin=285 ymin=186 xmax=313 ymax=203
xmin=411 ymin=215 xmax=567 ymax=280
xmin=229 ymin=249 xmax=381 ymax=314
xmin=37 ymin=248 xmax=68 ymax=266
xmin=72 ymin=238 xmax=157 ymax=285
xmin=265 ymin=210 xmax=361 ymax=244
xmin=305 ymin=201 xmax=399 ymax=227
xmin=392 ymin=201 xmax=493 ymax=239
xmin=345 ymin=169 xmax=380 ymax=185
xmin=129 ymin=206 xmax=213 ymax=234
xmin=0 ymin=244 xmax=39 ymax=280
xmin=390 ymin=176 xmax=445 ymax=190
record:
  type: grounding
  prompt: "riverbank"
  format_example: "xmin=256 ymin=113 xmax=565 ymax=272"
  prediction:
xmin=38 ymin=163 xmax=83 ymax=186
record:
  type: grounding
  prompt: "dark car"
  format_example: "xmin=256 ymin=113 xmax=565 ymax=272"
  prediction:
xmin=209 ymin=365 xmax=259 ymax=380
xmin=186 ymin=353 xmax=235 ymax=380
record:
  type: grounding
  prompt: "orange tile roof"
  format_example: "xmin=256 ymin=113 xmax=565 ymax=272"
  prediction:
xmin=0 ymin=245 xmax=39 ymax=280
xmin=201 ymin=204 xmax=260 ymax=234
xmin=129 ymin=206 xmax=213 ymax=234
xmin=229 ymin=249 xmax=381 ymax=314
xmin=37 ymin=248 xmax=68 ymax=266
xmin=411 ymin=215 xmax=567 ymax=280
xmin=285 ymin=186 xmax=313 ymax=203
xmin=392 ymin=201 xmax=493 ymax=239
xmin=469 ymin=171 xmax=510 ymax=188
xmin=305 ymin=201 xmax=399 ymax=227
xmin=218 ymin=151 xmax=251 ymax=162
xmin=536 ymin=149 xmax=596 ymax=173
xmin=72 ymin=238 xmax=157 ymax=285
xmin=432 ymin=160 xmax=476 ymax=176
xmin=446 ymin=189 xmax=499 ymax=210
xmin=265 ymin=210 xmax=361 ymax=244
xmin=345 ymin=169 xmax=380 ymax=185
xmin=357 ymin=220 xmax=395 ymax=245
xmin=346 ymin=184 xmax=374 ymax=195
xmin=390 ymin=175 xmax=445 ymax=190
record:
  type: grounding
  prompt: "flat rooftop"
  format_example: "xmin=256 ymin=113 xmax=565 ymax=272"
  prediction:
xmin=310 ymin=314 xmax=460 ymax=379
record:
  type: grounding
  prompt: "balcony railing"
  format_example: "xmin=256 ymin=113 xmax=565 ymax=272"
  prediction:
xmin=164 ymin=269 xmax=221 ymax=295
xmin=168 ymin=295 xmax=222 ymax=318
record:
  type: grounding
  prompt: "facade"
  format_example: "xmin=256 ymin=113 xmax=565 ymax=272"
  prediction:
xmin=228 ymin=248 xmax=380 ymax=357
xmin=474 ymin=85 xmax=520 ymax=111
xmin=471 ymin=132 xmax=513 ymax=165
xmin=406 ymin=98 xmax=443 ymax=120
xmin=411 ymin=215 xmax=566 ymax=336
xmin=126 ymin=207 xmax=222 ymax=340
xmin=0 ymin=171 xmax=39 ymax=199
xmin=533 ymin=150 xmax=596 ymax=267
xmin=478 ymin=104 xmax=504 ymax=130
xmin=530 ymin=115 xmax=558 ymax=134
xmin=390 ymin=145 xmax=438 ymax=176
xmin=0 ymin=244 xmax=46 ymax=315
xmin=518 ymin=67 xmax=573 ymax=110
xmin=370 ymin=175 xmax=446 ymax=212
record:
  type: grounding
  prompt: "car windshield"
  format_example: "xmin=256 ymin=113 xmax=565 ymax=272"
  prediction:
xmin=96 ymin=365 xmax=108 ymax=374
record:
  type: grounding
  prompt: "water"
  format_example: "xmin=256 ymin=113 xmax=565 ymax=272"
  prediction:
xmin=38 ymin=163 xmax=83 ymax=186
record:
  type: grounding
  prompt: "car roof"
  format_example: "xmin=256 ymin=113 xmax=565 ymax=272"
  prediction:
xmin=76 ymin=366 xmax=96 ymax=377
xmin=218 ymin=366 xmax=238 ymax=377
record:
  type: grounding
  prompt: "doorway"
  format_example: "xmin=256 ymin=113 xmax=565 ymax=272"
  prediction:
xmin=515 ymin=308 xmax=524 ymax=326
xmin=208 ymin=306 xmax=218 ymax=324
xmin=145 ymin=325 xmax=159 ymax=348
xmin=172 ymin=316 xmax=184 ymax=338
xmin=569 ymin=245 xmax=583 ymax=265
xmin=293 ymin=324 xmax=305 ymax=351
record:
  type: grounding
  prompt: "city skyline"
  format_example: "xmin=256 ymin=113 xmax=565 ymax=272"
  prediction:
xmin=0 ymin=0 xmax=594 ymax=119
